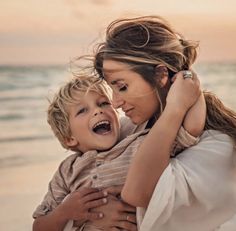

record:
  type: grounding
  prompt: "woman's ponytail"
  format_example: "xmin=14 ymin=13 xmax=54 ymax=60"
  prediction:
xmin=204 ymin=91 xmax=236 ymax=143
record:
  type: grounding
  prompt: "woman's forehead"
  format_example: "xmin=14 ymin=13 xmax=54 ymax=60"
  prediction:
xmin=103 ymin=60 xmax=131 ymax=72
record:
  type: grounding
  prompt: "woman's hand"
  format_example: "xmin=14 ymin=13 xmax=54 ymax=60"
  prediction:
xmin=87 ymin=185 xmax=137 ymax=231
xmin=167 ymin=70 xmax=201 ymax=113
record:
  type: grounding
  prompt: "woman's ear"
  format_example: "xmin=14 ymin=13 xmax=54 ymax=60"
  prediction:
xmin=65 ymin=136 xmax=78 ymax=148
xmin=155 ymin=65 xmax=169 ymax=88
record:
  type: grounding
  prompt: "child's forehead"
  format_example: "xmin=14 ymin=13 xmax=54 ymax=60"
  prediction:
xmin=72 ymin=88 xmax=108 ymax=101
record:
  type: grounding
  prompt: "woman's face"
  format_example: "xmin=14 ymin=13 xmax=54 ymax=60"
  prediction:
xmin=103 ymin=60 xmax=160 ymax=125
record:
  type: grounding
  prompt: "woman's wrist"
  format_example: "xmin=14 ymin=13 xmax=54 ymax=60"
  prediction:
xmin=164 ymin=103 xmax=187 ymax=123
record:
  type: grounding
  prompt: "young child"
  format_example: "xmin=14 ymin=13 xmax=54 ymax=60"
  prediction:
xmin=32 ymin=74 xmax=204 ymax=231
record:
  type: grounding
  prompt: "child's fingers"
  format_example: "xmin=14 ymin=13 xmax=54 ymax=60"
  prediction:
xmin=83 ymin=190 xmax=107 ymax=203
xmin=85 ymin=197 xmax=107 ymax=209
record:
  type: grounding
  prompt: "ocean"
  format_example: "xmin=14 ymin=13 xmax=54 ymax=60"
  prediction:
xmin=0 ymin=63 xmax=236 ymax=168
xmin=0 ymin=65 xmax=71 ymax=169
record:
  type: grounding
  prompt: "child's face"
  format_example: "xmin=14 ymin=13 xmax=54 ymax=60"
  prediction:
xmin=66 ymin=90 xmax=120 ymax=153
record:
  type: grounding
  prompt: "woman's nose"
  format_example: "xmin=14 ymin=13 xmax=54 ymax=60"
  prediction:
xmin=112 ymin=92 xmax=124 ymax=109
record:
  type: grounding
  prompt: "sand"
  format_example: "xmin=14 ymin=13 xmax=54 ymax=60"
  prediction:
xmin=0 ymin=159 xmax=62 ymax=231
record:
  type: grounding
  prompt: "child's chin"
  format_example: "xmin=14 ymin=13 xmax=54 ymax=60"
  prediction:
xmin=99 ymin=141 xmax=117 ymax=151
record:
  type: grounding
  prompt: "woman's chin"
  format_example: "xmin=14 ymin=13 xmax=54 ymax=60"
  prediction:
xmin=130 ymin=116 xmax=146 ymax=125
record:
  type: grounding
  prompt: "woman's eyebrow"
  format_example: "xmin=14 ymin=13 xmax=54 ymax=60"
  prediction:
xmin=103 ymin=67 xmax=125 ymax=75
xmin=110 ymin=79 xmax=123 ymax=85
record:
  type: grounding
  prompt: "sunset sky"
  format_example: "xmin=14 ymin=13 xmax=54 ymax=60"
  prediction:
xmin=1 ymin=0 xmax=236 ymax=65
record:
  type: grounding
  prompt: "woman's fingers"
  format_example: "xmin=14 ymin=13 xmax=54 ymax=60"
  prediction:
xmin=83 ymin=211 xmax=104 ymax=220
xmin=104 ymin=185 xmax=123 ymax=196
xmin=85 ymin=197 xmax=108 ymax=209
xmin=119 ymin=202 xmax=136 ymax=213
xmin=87 ymin=196 xmax=138 ymax=230
xmin=83 ymin=190 xmax=107 ymax=203
xmin=113 ymin=221 xmax=137 ymax=231
xmin=167 ymin=69 xmax=201 ymax=111
xmin=120 ymin=213 xmax=136 ymax=223
xmin=173 ymin=69 xmax=200 ymax=87
xmin=110 ymin=228 xmax=120 ymax=231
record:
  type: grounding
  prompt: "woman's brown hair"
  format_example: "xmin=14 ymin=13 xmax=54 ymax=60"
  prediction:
xmin=94 ymin=16 xmax=236 ymax=142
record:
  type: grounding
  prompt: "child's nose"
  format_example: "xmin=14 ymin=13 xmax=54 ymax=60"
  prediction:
xmin=94 ymin=109 xmax=103 ymax=116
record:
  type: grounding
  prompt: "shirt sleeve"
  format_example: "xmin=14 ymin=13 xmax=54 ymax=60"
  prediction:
xmin=171 ymin=126 xmax=200 ymax=156
xmin=139 ymin=130 xmax=236 ymax=231
xmin=32 ymin=155 xmax=77 ymax=218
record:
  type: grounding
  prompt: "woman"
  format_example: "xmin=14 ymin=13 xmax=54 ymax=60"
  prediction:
xmin=91 ymin=16 xmax=236 ymax=230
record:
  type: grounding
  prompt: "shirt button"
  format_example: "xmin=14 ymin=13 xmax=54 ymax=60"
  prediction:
xmin=92 ymin=175 xmax=98 ymax=180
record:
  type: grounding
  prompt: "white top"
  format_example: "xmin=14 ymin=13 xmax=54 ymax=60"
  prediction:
xmin=139 ymin=130 xmax=236 ymax=231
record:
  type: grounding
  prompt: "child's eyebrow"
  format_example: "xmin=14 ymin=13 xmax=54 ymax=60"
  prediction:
xmin=74 ymin=104 xmax=84 ymax=117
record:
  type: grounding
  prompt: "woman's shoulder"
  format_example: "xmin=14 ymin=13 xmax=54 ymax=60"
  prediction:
xmin=200 ymin=129 xmax=235 ymax=145
xmin=175 ymin=129 xmax=235 ymax=165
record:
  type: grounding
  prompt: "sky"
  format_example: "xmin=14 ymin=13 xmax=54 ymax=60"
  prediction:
xmin=1 ymin=0 xmax=236 ymax=65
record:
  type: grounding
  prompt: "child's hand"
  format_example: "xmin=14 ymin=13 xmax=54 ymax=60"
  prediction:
xmin=58 ymin=187 xmax=108 ymax=223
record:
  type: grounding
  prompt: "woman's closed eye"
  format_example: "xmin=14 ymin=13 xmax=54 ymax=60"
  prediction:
xmin=110 ymin=80 xmax=128 ymax=92
xmin=117 ymin=83 xmax=128 ymax=92
xmin=119 ymin=84 xmax=128 ymax=91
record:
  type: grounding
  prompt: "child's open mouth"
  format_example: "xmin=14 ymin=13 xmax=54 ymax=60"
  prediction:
xmin=92 ymin=120 xmax=112 ymax=135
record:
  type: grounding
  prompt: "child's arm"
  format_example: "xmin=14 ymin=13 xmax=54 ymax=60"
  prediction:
xmin=33 ymin=205 xmax=70 ymax=231
xmin=183 ymin=92 xmax=206 ymax=137
xmin=33 ymin=188 xmax=107 ymax=231
xmin=121 ymin=72 xmax=200 ymax=208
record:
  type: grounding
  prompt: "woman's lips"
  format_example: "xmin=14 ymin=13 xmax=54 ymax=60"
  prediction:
xmin=124 ymin=108 xmax=133 ymax=117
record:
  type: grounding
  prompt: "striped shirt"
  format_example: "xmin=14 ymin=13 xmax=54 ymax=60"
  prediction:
xmin=33 ymin=117 xmax=198 ymax=230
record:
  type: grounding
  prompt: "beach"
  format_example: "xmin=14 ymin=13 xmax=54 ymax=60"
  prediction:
xmin=0 ymin=156 xmax=60 ymax=231
xmin=1 ymin=63 xmax=236 ymax=231
xmin=0 ymin=135 xmax=71 ymax=230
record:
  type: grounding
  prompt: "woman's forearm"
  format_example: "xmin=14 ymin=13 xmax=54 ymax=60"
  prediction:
xmin=121 ymin=105 xmax=186 ymax=208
